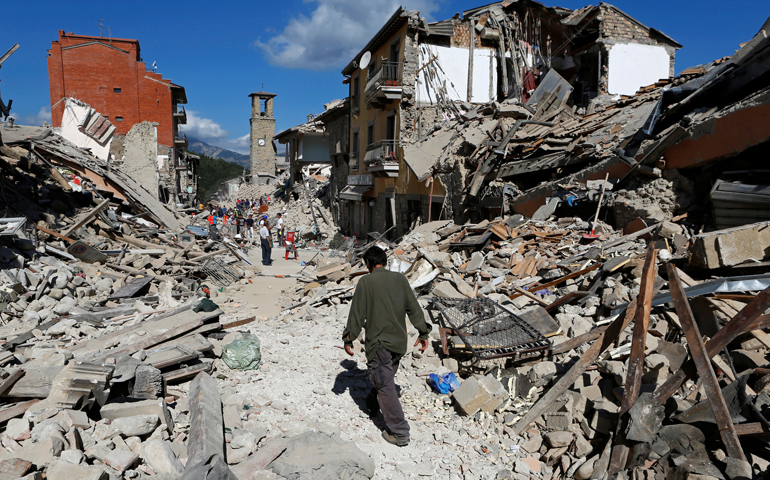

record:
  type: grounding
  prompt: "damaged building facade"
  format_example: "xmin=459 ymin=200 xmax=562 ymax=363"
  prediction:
xmin=329 ymin=1 xmax=680 ymax=238
xmin=47 ymin=31 xmax=198 ymax=206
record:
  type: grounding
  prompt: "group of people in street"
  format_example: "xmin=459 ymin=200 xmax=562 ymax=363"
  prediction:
xmin=204 ymin=201 xmax=286 ymax=266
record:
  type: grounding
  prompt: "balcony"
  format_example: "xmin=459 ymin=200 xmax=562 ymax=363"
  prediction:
xmin=173 ymin=106 xmax=187 ymax=124
xmin=364 ymin=140 xmax=400 ymax=177
xmin=365 ymin=62 xmax=403 ymax=109
xmin=174 ymin=134 xmax=188 ymax=148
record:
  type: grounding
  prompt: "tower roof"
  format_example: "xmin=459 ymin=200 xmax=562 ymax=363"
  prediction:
xmin=248 ymin=91 xmax=277 ymax=98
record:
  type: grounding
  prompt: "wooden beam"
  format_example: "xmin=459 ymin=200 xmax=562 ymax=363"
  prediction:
xmin=63 ymin=198 xmax=111 ymax=238
xmin=513 ymin=286 xmax=550 ymax=307
xmin=509 ymin=263 xmax=601 ymax=300
xmin=163 ymin=363 xmax=212 ymax=384
xmin=36 ymin=225 xmax=75 ymax=244
xmin=0 ymin=369 xmax=24 ymax=396
xmin=654 ymin=285 xmax=770 ymax=404
xmin=609 ymin=242 xmax=657 ymax=474
xmin=222 ymin=316 xmax=257 ymax=330
xmin=734 ymin=422 xmax=770 ymax=436
xmin=666 ymin=263 xmax=746 ymax=461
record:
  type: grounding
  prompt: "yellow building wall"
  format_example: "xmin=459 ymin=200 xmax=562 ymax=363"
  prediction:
xmin=349 ymin=23 xmax=408 ymax=177
xmin=396 ymin=163 xmax=447 ymax=197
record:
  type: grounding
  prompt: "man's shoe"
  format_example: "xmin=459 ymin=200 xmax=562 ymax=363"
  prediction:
xmin=382 ymin=431 xmax=409 ymax=446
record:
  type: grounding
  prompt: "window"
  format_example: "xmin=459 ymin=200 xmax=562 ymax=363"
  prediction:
xmin=389 ymin=38 xmax=400 ymax=63
xmin=114 ymin=87 xmax=121 ymax=93
xmin=351 ymin=130 xmax=360 ymax=170
xmin=352 ymin=76 xmax=360 ymax=113
xmin=115 ymin=116 xmax=124 ymax=121
xmin=367 ymin=123 xmax=375 ymax=147
xmin=386 ymin=114 xmax=396 ymax=141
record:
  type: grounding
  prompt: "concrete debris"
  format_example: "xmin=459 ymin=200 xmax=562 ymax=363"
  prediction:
xmin=2 ymin=5 xmax=770 ymax=480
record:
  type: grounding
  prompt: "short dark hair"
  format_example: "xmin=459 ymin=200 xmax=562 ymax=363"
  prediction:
xmin=363 ymin=246 xmax=387 ymax=269
xmin=277 ymin=213 xmax=282 ymax=217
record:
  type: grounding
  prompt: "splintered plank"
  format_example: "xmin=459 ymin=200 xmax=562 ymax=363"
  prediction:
xmin=666 ymin=264 xmax=746 ymax=461
xmin=653 ymin=285 xmax=770 ymax=405
xmin=508 ymin=263 xmax=601 ymax=300
xmin=608 ymin=242 xmax=657 ymax=474
xmin=163 ymin=363 xmax=212 ymax=384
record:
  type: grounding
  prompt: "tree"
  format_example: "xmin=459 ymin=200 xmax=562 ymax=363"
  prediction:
xmin=194 ymin=152 xmax=250 ymax=202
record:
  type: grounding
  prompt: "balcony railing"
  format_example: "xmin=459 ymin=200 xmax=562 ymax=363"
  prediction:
xmin=367 ymin=61 xmax=402 ymax=84
xmin=174 ymin=134 xmax=188 ymax=148
xmin=173 ymin=106 xmax=187 ymax=124
xmin=364 ymin=140 xmax=400 ymax=166
xmin=365 ymin=62 xmax=404 ymax=108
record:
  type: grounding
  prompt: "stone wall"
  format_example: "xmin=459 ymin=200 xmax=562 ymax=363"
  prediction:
xmin=250 ymin=117 xmax=276 ymax=175
xmin=120 ymin=121 xmax=160 ymax=200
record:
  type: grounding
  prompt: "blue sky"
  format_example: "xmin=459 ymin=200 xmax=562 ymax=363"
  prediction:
xmin=3 ymin=0 xmax=768 ymax=154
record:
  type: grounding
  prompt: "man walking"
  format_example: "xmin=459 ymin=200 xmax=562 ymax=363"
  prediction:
xmin=342 ymin=246 xmax=431 ymax=447
xmin=260 ymin=220 xmax=272 ymax=265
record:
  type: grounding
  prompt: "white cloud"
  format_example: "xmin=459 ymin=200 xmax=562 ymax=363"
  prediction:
xmin=180 ymin=111 xmax=250 ymax=154
xmin=10 ymin=107 xmax=52 ymax=126
xmin=254 ymin=0 xmax=442 ymax=71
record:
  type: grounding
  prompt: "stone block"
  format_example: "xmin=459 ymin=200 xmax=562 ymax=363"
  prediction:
xmin=432 ymin=281 xmax=464 ymax=298
xmin=543 ymin=412 xmax=572 ymax=430
xmin=111 ymin=415 xmax=159 ymax=437
xmin=528 ymin=361 xmax=557 ymax=387
xmin=545 ymin=430 xmax=573 ymax=448
xmin=688 ymin=221 xmax=770 ymax=269
xmin=100 ymin=398 xmax=172 ymax=433
xmin=478 ymin=375 xmax=507 ymax=414
xmin=5 ymin=418 xmax=31 ymax=441
xmin=57 ymin=409 xmax=91 ymax=430
xmin=0 ymin=436 xmax=65 ymax=464
xmin=47 ymin=462 xmax=107 ymax=480
xmin=452 ymin=376 xmax=491 ymax=416
xmin=142 ymin=439 xmax=183 ymax=475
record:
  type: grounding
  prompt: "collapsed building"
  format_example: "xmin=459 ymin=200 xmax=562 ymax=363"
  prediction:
xmin=47 ymin=31 xmax=198 ymax=207
xmin=318 ymin=1 xmax=681 ymax=240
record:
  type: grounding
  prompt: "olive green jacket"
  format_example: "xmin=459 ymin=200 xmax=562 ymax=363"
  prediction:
xmin=342 ymin=267 xmax=432 ymax=362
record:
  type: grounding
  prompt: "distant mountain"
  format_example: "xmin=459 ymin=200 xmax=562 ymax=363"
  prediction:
xmin=187 ymin=137 xmax=250 ymax=169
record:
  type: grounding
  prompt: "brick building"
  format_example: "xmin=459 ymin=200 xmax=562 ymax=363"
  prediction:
xmin=47 ymin=30 xmax=196 ymax=205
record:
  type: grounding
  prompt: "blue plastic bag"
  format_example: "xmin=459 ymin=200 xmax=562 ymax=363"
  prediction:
xmin=428 ymin=372 xmax=460 ymax=394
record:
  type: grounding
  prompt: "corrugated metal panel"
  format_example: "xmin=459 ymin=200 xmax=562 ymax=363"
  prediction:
xmin=711 ymin=179 xmax=770 ymax=229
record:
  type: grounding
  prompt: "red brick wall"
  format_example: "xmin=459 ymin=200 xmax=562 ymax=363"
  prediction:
xmin=47 ymin=31 xmax=175 ymax=148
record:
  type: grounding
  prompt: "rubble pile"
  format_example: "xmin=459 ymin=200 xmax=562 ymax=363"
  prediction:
xmin=225 ymin=172 xmax=338 ymax=242
xmin=263 ymin=208 xmax=770 ymax=479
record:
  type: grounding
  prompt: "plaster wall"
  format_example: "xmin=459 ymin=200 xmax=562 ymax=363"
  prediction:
xmin=415 ymin=45 xmax=498 ymax=105
xmin=607 ymin=43 xmax=670 ymax=95
xmin=58 ymin=98 xmax=114 ymax=160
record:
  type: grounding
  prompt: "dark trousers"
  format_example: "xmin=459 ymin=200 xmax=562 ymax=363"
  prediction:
xmin=261 ymin=238 xmax=272 ymax=265
xmin=367 ymin=346 xmax=409 ymax=437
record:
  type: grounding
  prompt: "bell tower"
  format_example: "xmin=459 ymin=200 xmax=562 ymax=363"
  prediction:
xmin=248 ymin=91 xmax=277 ymax=179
